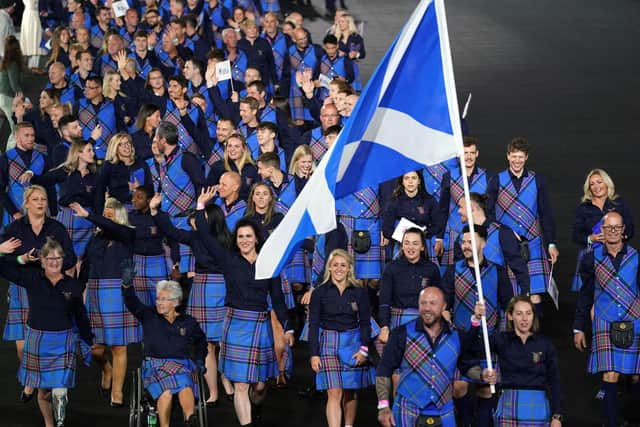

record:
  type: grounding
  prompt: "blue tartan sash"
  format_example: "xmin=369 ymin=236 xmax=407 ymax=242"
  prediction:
xmin=160 ymin=151 xmax=196 ymax=216
xmin=309 ymin=127 xmax=328 ymax=162
xmin=423 ymin=163 xmax=449 ymax=202
xmin=272 ymin=176 xmax=297 ymax=214
xmin=260 ymin=105 xmax=277 ymax=124
xmin=146 ymin=158 xmax=162 ymax=192
xmin=79 ymin=99 xmax=116 ymax=159
xmin=90 ymin=25 xmax=105 ymax=49
xmin=336 ymin=187 xmax=380 ymax=218
xmin=398 ymin=325 xmax=460 ymax=410
xmin=593 ymin=245 xmax=640 ymax=321
xmin=446 ymin=168 xmax=487 ymax=233
xmin=128 ymin=52 xmax=153 ymax=79
xmin=453 ymin=261 xmax=498 ymax=332
xmin=496 ymin=171 xmax=541 ymax=241
xmin=318 ymin=55 xmax=347 ymax=99
xmin=230 ymin=50 xmax=248 ymax=82
xmin=483 ymin=222 xmax=506 ymax=266
xmin=262 ymin=32 xmax=287 ymax=80
xmin=6 ymin=149 xmax=45 ymax=209
xmin=99 ymin=53 xmax=118 ymax=74
xmin=163 ymin=100 xmax=201 ymax=156
xmin=289 ymin=45 xmax=318 ymax=76
xmin=217 ymin=199 xmax=248 ymax=231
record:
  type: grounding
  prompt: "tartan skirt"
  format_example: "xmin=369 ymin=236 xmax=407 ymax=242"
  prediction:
xmin=278 ymin=273 xmax=297 ymax=309
xmin=315 ymin=328 xmax=375 ymax=391
xmin=390 ymin=307 xmax=420 ymax=330
xmin=142 ymin=357 xmax=199 ymax=400
xmin=86 ymin=278 xmax=142 ymax=345
xmin=338 ymin=215 xmax=383 ymax=279
xmin=179 ymin=243 xmax=195 ymax=273
xmin=494 ymin=389 xmax=550 ymax=426
xmin=571 ymin=246 xmax=591 ymax=292
xmin=133 ymin=254 xmax=170 ymax=306
xmin=187 ymin=273 xmax=226 ymax=342
xmin=524 ymin=236 xmax=551 ymax=295
xmin=219 ymin=308 xmax=277 ymax=383
xmin=3 ymin=283 xmax=29 ymax=341
xmin=56 ymin=206 xmax=94 ymax=258
xmin=18 ymin=326 xmax=78 ymax=389
xmin=588 ymin=316 xmax=640 ymax=374
xmin=392 ymin=394 xmax=456 ymax=427
xmin=282 ymin=248 xmax=311 ymax=284
xmin=301 ymin=317 xmax=380 ymax=342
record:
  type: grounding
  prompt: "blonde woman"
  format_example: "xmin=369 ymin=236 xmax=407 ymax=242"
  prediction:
xmin=70 ymin=198 xmax=138 ymax=407
xmin=95 ymin=132 xmax=151 ymax=213
xmin=207 ymin=133 xmax=259 ymax=200
xmin=570 ymin=168 xmax=634 ymax=291
xmin=308 ymin=249 xmax=374 ymax=427
xmin=334 ymin=13 xmax=365 ymax=60
xmin=24 ymin=140 xmax=97 ymax=259
xmin=1 ymin=185 xmax=76 ymax=403
xmin=102 ymin=70 xmax=137 ymax=129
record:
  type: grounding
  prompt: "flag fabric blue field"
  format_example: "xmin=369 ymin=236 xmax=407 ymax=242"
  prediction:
xmin=256 ymin=0 xmax=464 ymax=279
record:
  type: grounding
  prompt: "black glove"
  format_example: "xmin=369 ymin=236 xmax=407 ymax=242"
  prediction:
xmin=121 ymin=259 xmax=136 ymax=286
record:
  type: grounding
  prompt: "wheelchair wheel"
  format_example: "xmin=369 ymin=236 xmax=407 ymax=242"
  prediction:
xmin=128 ymin=368 xmax=143 ymax=427
xmin=196 ymin=370 xmax=208 ymax=427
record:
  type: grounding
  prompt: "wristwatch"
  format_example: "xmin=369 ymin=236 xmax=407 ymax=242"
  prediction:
xmin=551 ymin=414 xmax=563 ymax=422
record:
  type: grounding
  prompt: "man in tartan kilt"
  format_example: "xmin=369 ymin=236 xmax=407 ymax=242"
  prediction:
xmin=300 ymin=104 xmax=341 ymax=164
xmin=441 ymin=225 xmax=513 ymax=427
xmin=155 ymin=121 xmax=206 ymax=274
xmin=486 ymin=138 xmax=559 ymax=314
xmin=574 ymin=211 xmax=640 ymax=427
xmin=439 ymin=137 xmax=489 ymax=275
xmin=377 ymin=286 xmax=480 ymax=427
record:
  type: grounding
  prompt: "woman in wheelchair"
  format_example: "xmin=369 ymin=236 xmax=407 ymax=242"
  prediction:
xmin=121 ymin=267 xmax=207 ymax=427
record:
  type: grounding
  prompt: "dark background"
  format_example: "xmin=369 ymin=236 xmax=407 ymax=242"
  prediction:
xmin=1 ymin=0 xmax=639 ymax=425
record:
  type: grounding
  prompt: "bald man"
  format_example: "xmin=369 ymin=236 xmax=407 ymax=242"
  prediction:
xmin=377 ymin=286 xmax=481 ymax=427
xmin=574 ymin=211 xmax=640 ymax=427
xmin=46 ymin=61 xmax=82 ymax=111
xmin=287 ymin=27 xmax=322 ymax=124
xmin=215 ymin=172 xmax=246 ymax=231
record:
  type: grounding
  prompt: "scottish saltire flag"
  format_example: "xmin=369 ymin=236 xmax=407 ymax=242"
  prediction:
xmin=256 ymin=0 xmax=464 ymax=279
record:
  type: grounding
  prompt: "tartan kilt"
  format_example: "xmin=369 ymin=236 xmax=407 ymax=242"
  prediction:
xmin=392 ymin=394 xmax=456 ymax=427
xmin=494 ymin=389 xmax=550 ymax=426
xmin=219 ymin=308 xmax=277 ymax=383
xmin=187 ymin=273 xmax=226 ymax=342
xmin=18 ymin=326 xmax=78 ymax=389
xmin=56 ymin=206 xmax=94 ymax=258
xmin=3 ymin=283 xmax=29 ymax=341
xmin=289 ymin=85 xmax=305 ymax=122
xmin=179 ymin=243 xmax=195 ymax=273
xmin=390 ymin=307 xmax=420 ymax=330
xmin=279 ymin=273 xmax=296 ymax=310
xmin=315 ymin=328 xmax=375 ymax=390
xmin=339 ymin=215 xmax=383 ymax=279
xmin=441 ymin=227 xmax=459 ymax=269
xmin=86 ymin=278 xmax=142 ymax=345
xmin=588 ymin=316 xmax=640 ymax=374
xmin=142 ymin=357 xmax=199 ymax=400
xmin=571 ymin=247 xmax=591 ymax=292
xmin=524 ymin=236 xmax=550 ymax=294
xmin=282 ymin=248 xmax=311 ymax=284
xmin=301 ymin=317 xmax=380 ymax=342
xmin=133 ymin=254 xmax=170 ymax=306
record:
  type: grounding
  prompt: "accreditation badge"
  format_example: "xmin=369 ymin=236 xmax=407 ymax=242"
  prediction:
xmin=531 ymin=351 xmax=543 ymax=364
xmin=179 ymin=327 xmax=187 ymax=336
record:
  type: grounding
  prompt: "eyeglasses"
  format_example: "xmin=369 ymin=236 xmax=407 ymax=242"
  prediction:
xmin=156 ymin=297 xmax=178 ymax=303
xmin=44 ymin=256 xmax=63 ymax=262
xmin=602 ymin=225 xmax=624 ymax=232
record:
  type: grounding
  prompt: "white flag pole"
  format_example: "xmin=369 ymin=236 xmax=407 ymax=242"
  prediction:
xmin=436 ymin=0 xmax=495 ymax=393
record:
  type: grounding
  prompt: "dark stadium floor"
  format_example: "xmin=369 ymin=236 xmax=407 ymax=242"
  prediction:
xmin=1 ymin=0 xmax=640 ymax=425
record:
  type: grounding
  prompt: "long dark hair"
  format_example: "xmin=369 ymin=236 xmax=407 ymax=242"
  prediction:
xmin=392 ymin=170 xmax=429 ymax=198
xmin=244 ymin=183 xmax=276 ymax=226
xmin=233 ymin=218 xmax=264 ymax=253
xmin=135 ymin=103 xmax=161 ymax=131
xmin=203 ymin=204 xmax=233 ymax=250
xmin=1 ymin=35 xmax=24 ymax=71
